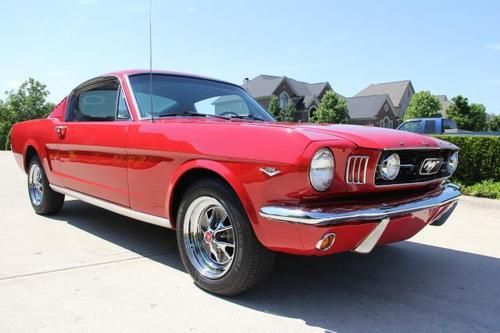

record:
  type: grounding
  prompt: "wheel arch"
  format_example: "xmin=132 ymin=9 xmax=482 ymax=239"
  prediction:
xmin=23 ymin=142 xmax=43 ymax=173
xmin=167 ymin=160 xmax=257 ymax=229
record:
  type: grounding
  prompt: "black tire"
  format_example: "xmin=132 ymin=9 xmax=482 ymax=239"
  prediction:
xmin=176 ymin=178 xmax=274 ymax=296
xmin=27 ymin=156 xmax=65 ymax=215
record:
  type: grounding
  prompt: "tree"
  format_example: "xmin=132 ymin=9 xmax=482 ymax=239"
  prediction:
xmin=0 ymin=78 xmax=54 ymax=150
xmin=447 ymin=95 xmax=487 ymax=131
xmin=404 ymin=91 xmax=441 ymax=120
xmin=487 ymin=114 xmax=500 ymax=131
xmin=3 ymin=78 xmax=53 ymax=123
xmin=312 ymin=90 xmax=349 ymax=124
xmin=282 ymin=101 xmax=297 ymax=122
xmin=267 ymin=95 xmax=281 ymax=121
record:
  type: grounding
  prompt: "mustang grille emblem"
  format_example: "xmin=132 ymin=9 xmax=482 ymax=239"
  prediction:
xmin=419 ymin=158 xmax=443 ymax=175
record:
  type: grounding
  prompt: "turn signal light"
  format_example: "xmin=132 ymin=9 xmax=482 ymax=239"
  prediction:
xmin=316 ymin=233 xmax=336 ymax=251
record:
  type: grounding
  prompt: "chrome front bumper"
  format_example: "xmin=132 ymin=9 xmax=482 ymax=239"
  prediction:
xmin=259 ymin=183 xmax=461 ymax=226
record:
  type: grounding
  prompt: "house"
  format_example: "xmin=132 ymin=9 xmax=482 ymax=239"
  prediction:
xmin=346 ymin=94 xmax=397 ymax=128
xmin=355 ymin=80 xmax=414 ymax=121
xmin=435 ymin=95 xmax=453 ymax=117
xmin=242 ymin=75 xmax=334 ymax=121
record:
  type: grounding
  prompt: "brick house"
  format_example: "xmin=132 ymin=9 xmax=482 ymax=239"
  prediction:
xmin=346 ymin=94 xmax=398 ymax=128
xmin=242 ymin=75 xmax=334 ymax=122
xmin=355 ymin=80 xmax=414 ymax=123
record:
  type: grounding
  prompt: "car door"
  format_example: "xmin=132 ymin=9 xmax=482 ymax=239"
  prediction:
xmin=57 ymin=77 xmax=131 ymax=206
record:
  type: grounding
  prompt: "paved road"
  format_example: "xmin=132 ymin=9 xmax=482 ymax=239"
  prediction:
xmin=1 ymin=151 xmax=499 ymax=332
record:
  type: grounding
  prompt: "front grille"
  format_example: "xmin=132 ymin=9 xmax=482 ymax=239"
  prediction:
xmin=375 ymin=149 xmax=455 ymax=186
xmin=346 ymin=155 xmax=369 ymax=184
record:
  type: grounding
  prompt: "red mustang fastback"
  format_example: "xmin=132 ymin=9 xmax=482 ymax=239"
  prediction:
xmin=11 ymin=70 xmax=461 ymax=295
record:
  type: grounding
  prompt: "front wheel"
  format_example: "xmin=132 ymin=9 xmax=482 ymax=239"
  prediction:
xmin=176 ymin=179 xmax=274 ymax=296
xmin=28 ymin=156 xmax=65 ymax=215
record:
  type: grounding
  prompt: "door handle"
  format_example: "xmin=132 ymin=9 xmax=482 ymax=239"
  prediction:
xmin=55 ymin=126 xmax=67 ymax=138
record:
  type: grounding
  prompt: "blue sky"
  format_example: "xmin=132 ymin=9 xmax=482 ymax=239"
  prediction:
xmin=1 ymin=0 xmax=499 ymax=114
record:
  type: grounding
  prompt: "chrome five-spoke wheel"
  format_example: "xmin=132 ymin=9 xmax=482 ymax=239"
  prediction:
xmin=177 ymin=179 xmax=274 ymax=296
xmin=183 ymin=196 xmax=236 ymax=279
xmin=28 ymin=163 xmax=44 ymax=206
xmin=27 ymin=156 xmax=65 ymax=215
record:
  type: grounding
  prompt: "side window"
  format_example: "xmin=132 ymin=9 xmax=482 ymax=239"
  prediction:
xmin=399 ymin=120 xmax=421 ymax=133
xmin=116 ymin=89 xmax=131 ymax=120
xmin=423 ymin=120 xmax=436 ymax=134
xmin=67 ymin=80 xmax=119 ymax=122
xmin=443 ymin=119 xmax=457 ymax=130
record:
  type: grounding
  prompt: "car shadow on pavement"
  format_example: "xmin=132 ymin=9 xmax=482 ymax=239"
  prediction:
xmin=54 ymin=200 xmax=500 ymax=333
xmin=51 ymin=199 xmax=185 ymax=271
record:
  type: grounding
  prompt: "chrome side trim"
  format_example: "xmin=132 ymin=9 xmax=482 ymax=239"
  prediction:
xmin=259 ymin=183 xmax=461 ymax=226
xmin=353 ymin=217 xmax=390 ymax=253
xmin=50 ymin=185 xmax=172 ymax=229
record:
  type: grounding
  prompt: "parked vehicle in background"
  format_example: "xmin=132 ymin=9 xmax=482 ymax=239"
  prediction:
xmin=397 ymin=118 xmax=458 ymax=135
xmin=10 ymin=70 xmax=462 ymax=296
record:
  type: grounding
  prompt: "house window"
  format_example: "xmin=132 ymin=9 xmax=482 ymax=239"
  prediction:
xmin=309 ymin=107 xmax=317 ymax=121
xmin=379 ymin=116 xmax=391 ymax=128
xmin=279 ymin=92 xmax=289 ymax=109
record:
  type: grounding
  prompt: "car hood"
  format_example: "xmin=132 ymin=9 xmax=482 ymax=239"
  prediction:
xmin=272 ymin=123 xmax=457 ymax=150
xmin=150 ymin=119 xmax=456 ymax=155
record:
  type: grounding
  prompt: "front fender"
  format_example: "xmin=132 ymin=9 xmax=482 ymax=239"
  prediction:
xmin=166 ymin=159 xmax=258 ymax=227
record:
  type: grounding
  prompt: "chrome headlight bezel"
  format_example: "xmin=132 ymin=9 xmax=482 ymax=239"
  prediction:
xmin=309 ymin=148 xmax=335 ymax=192
xmin=446 ymin=151 xmax=459 ymax=174
xmin=379 ymin=153 xmax=401 ymax=181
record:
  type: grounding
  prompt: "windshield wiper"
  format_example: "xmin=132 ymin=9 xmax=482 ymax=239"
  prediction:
xmin=158 ymin=111 xmax=267 ymax=121
xmin=226 ymin=114 xmax=267 ymax=121
xmin=158 ymin=111 xmax=228 ymax=120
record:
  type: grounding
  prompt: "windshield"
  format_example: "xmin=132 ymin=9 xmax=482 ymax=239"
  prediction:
xmin=128 ymin=74 xmax=274 ymax=121
xmin=398 ymin=120 xmax=421 ymax=133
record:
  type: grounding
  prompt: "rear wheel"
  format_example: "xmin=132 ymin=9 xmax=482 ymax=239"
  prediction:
xmin=28 ymin=156 xmax=65 ymax=215
xmin=176 ymin=179 xmax=274 ymax=296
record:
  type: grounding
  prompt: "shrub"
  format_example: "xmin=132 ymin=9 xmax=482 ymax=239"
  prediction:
xmin=458 ymin=180 xmax=500 ymax=199
xmin=267 ymin=96 xmax=281 ymax=121
xmin=435 ymin=135 xmax=500 ymax=184
xmin=0 ymin=122 xmax=12 ymax=151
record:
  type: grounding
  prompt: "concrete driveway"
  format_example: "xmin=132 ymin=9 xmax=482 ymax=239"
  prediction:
xmin=1 ymin=151 xmax=499 ymax=332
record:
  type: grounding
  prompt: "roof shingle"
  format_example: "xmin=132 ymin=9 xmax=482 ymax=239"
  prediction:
xmin=346 ymin=94 xmax=393 ymax=119
xmin=355 ymin=80 xmax=412 ymax=108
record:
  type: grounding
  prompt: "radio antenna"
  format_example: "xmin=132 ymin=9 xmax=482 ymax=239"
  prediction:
xmin=149 ymin=0 xmax=154 ymax=123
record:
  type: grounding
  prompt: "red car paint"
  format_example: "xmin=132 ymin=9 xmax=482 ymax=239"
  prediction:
xmin=11 ymin=70 xmax=459 ymax=255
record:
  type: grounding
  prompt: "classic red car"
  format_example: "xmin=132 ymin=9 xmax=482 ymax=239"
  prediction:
xmin=11 ymin=70 xmax=461 ymax=295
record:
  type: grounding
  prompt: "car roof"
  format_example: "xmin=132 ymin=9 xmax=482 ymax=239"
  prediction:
xmin=103 ymin=69 xmax=239 ymax=87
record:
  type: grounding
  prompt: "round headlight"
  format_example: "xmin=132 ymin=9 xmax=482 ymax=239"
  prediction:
xmin=447 ymin=151 xmax=458 ymax=174
xmin=379 ymin=153 xmax=400 ymax=180
xmin=309 ymin=148 xmax=334 ymax=192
